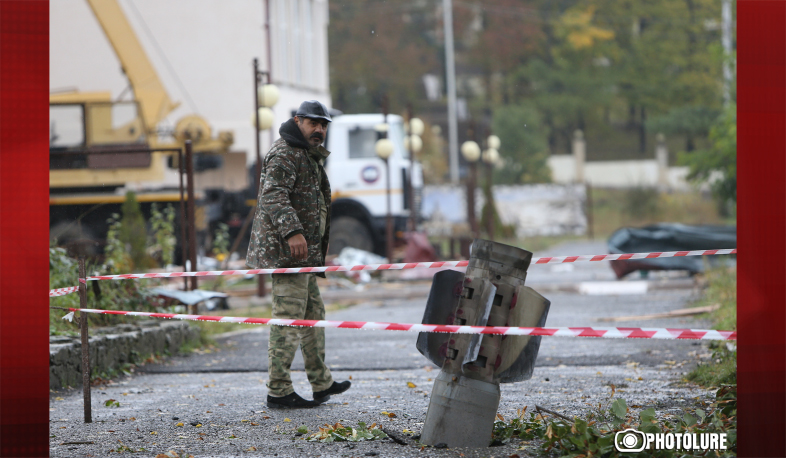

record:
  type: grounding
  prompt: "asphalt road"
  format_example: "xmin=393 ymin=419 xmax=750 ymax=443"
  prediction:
xmin=49 ymin=241 xmax=723 ymax=458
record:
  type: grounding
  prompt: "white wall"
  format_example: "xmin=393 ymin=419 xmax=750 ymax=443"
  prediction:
xmin=50 ymin=0 xmax=331 ymax=167
xmin=421 ymin=184 xmax=587 ymax=237
xmin=547 ymin=155 xmax=694 ymax=190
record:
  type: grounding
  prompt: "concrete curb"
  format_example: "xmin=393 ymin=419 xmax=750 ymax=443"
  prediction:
xmin=49 ymin=320 xmax=201 ymax=390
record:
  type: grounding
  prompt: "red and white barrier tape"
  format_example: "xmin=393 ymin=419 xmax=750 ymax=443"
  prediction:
xmin=84 ymin=248 xmax=737 ymax=281
xmin=50 ymin=286 xmax=80 ymax=297
xmin=66 ymin=308 xmax=737 ymax=341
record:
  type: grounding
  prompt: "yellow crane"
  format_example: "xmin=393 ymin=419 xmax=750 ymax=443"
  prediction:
xmin=50 ymin=0 xmax=232 ymax=188
xmin=50 ymin=0 xmax=234 ymax=250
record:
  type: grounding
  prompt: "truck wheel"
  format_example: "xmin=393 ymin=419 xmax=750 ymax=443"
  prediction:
xmin=329 ymin=216 xmax=374 ymax=255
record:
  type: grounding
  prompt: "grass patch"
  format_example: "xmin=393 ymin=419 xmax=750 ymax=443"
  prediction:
xmin=686 ymin=266 xmax=737 ymax=388
xmin=588 ymin=187 xmax=726 ymax=239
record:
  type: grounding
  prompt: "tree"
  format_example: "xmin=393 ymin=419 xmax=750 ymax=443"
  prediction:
xmin=679 ymin=101 xmax=736 ymax=214
xmin=492 ymin=104 xmax=551 ymax=184
xmin=119 ymin=191 xmax=151 ymax=270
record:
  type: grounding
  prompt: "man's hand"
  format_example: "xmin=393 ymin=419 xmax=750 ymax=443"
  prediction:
xmin=287 ymin=233 xmax=308 ymax=260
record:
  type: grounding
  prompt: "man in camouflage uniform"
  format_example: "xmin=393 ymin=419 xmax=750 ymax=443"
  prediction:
xmin=247 ymin=100 xmax=351 ymax=409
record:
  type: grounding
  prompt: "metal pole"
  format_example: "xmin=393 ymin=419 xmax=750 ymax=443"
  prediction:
xmin=385 ymin=159 xmax=393 ymax=262
xmin=185 ymin=140 xmax=198 ymax=297
xmin=485 ymin=163 xmax=494 ymax=241
xmin=586 ymin=182 xmax=594 ymax=240
xmin=78 ymin=257 xmax=92 ymax=423
xmin=253 ymin=58 xmax=267 ymax=298
xmin=407 ymin=103 xmax=416 ymax=232
xmin=178 ymin=149 xmax=188 ymax=291
xmin=468 ymin=161 xmax=478 ymax=237
xmin=443 ymin=0 xmax=459 ymax=184
xmin=382 ymin=97 xmax=393 ymax=261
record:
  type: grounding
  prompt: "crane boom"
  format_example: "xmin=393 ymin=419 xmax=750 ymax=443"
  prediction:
xmin=85 ymin=0 xmax=179 ymax=132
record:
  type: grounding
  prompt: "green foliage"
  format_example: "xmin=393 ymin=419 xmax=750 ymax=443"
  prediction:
xmin=647 ymin=105 xmax=721 ymax=139
xmin=623 ymin=187 xmax=661 ymax=219
xmin=492 ymin=104 xmax=551 ymax=184
xmin=149 ymin=203 xmax=176 ymax=267
xmin=490 ymin=408 xmax=547 ymax=444
xmin=212 ymin=222 xmax=231 ymax=261
xmin=104 ymin=399 xmax=121 ymax=408
xmin=49 ymin=241 xmax=162 ymax=336
xmin=688 ymin=343 xmax=737 ymax=387
xmin=679 ymin=102 xmax=737 ymax=214
xmin=492 ymin=386 xmax=737 ymax=457
xmin=118 ymin=191 xmax=152 ymax=270
xmin=104 ymin=213 xmax=133 ymax=274
xmin=687 ymin=266 xmax=737 ymax=387
xmin=307 ymin=421 xmax=387 ymax=443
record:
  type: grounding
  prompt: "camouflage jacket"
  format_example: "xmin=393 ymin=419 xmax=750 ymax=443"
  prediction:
xmin=246 ymin=121 xmax=331 ymax=272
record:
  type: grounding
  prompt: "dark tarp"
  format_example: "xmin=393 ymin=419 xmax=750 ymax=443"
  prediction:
xmin=607 ymin=223 xmax=736 ymax=279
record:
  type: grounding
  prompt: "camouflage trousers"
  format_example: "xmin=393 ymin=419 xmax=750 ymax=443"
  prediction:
xmin=267 ymin=273 xmax=333 ymax=397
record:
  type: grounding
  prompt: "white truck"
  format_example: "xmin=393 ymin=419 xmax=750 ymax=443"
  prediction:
xmin=322 ymin=113 xmax=423 ymax=257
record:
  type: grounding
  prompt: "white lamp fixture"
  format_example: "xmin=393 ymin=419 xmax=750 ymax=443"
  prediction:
xmin=487 ymin=134 xmax=501 ymax=150
xmin=253 ymin=107 xmax=275 ymax=130
xmin=405 ymin=135 xmax=423 ymax=154
xmin=482 ymin=148 xmax=499 ymax=165
xmin=461 ymin=140 xmax=481 ymax=162
xmin=409 ymin=117 xmax=425 ymax=136
xmin=257 ymin=84 xmax=280 ymax=108
xmin=375 ymin=138 xmax=394 ymax=160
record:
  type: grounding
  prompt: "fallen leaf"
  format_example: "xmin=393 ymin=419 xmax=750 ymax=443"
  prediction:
xmin=55 ymin=397 xmax=64 ymax=401
xmin=150 ymin=431 xmax=157 ymax=435
xmin=250 ymin=422 xmax=259 ymax=426
xmin=176 ymin=423 xmax=184 ymax=427
xmin=241 ymin=419 xmax=249 ymax=423
xmin=206 ymin=411 xmax=211 ymax=413
xmin=129 ymin=417 xmax=136 ymax=421
xmin=349 ymin=375 xmax=352 ymax=380
xmin=246 ymin=446 xmax=257 ymax=451
xmin=263 ymin=416 xmax=270 ymax=419
xmin=218 ymin=403 xmax=225 ymax=406
xmin=407 ymin=382 xmax=417 ymax=388
xmin=195 ymin=424 xmax=202 ymax=428
xmin=496 ymin=414 xmax=505 ymax=421
xmin=122 ymin=393 xmax=128 ymax=396
xmin=284 ymin=418 xmax=291 ymax=422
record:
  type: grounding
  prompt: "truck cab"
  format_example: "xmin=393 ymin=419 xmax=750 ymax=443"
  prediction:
xmin=325 ymin=113 xmax=423 ymax=257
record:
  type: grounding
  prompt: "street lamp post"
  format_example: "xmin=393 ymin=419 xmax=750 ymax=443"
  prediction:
xmin=375 ymin=135 xmax=394 ymax=262
xmin=461 ymin=140 xmax=481 ymax=238
xmin=405 ymin=106 xmax=424 ymax=232
xmin=482 ymin=134 xmax=500 ymax=241
xmin=253 ymin=58 xmax=279 ymax=297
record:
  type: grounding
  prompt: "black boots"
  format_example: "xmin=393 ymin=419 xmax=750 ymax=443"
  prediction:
xmin=266 ymin=380 xmax=352 ymax=407
xmin=313 ymin=380 xmax=352 ymax=403
xmin=266 ymin=392 xmax=319 ymax=409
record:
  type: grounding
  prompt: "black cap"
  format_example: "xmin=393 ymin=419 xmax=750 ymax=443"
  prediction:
xmin=295 ymin=100 xmax=332 ymax=122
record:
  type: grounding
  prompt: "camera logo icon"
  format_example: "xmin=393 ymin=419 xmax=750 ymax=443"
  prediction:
xmin=615 ymin=428 xmax=647 ymax=452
